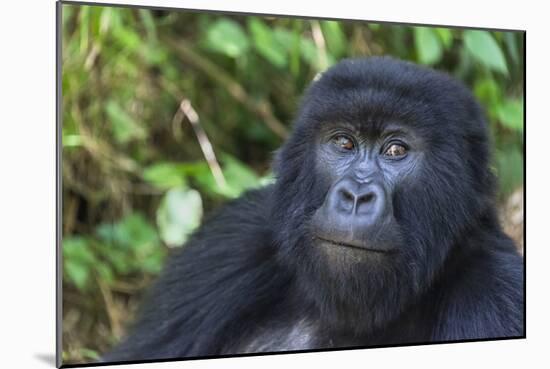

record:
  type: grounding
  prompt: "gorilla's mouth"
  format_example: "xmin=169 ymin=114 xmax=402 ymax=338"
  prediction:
xmin=314 ymin=236 xmax=395 ymax=254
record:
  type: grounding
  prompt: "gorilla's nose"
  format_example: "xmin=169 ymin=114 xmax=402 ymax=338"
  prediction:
xmin=328 ymin=178 xmax=386 ymax=224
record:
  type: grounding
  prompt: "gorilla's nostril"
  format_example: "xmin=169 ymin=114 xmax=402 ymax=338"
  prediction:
xmin=359 ymin=193 xmax=375 ymax=204
xmin=340 ymin=189 xmax=355 ymax=202
xmin=328 ymin=178 xmax=386 ymax=219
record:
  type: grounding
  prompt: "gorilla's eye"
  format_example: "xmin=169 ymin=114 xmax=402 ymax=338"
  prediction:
xmin=384 ymin=143 xmax=407 ymax=157
xmin=332 ymin=135 xmax=355 ymax=151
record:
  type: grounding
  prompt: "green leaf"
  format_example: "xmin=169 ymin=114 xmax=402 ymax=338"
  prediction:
xmin=259 ymin=172 xmax=276 ymax=186
xmin=63 ymin=237 xmax=95 ymax=290
xmin=496 ymin=99 xmax=524 ymax=132
xmin=102 ymin=248 xmax=131 ymax=275
xmin=464 ymin=31 xmax=508 ymax=74
xmin=206 ymin=19 xmax=249 ymax=58
xmin=105 ymin=101 xmax=146 ymax=144
xmin=414 ymin=27 xmax=443 ymax=65
xmin=111 ymin=27 xmax=141 ymax=52
xmin=63 ymin=237 xmax=95 ymax=264
xmin=143 ymin=45 xmax=169 ymax=66
xmin=474 ymin=78 xmax=501 ymax=107
xmin=62 ymin=134 xmax=83 ymax=148
xmin=157 ymin=187 xmax=203 ymax=247
xmin=65 ymin=259 xmax=90 ymax=291
xmin=299 ymin=38 xmax=319 ymax=68
xmin=142 ymin=162 xmax=187 ymax=190
xmin=435 ymin=28 xmax=453 ymax=49
xmin=248 ymin=19 xmax=287 ymax=68
xmin=185 ymin=157 xmax=261 ymax=199
xmin=117 ymin=213 xmax=158 ymax=251
xmin=96 ymin=213 xmax=158 ymax=251
xmin=221 ymin=154 xmax=261 ymax=197
xmin=320 ymin=21 xmax=346 ymax=58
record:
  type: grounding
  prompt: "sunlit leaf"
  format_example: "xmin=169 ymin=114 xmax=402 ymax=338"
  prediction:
xmin=142 ymin=162 xmax=187 ymax=190
xmin=206 ymin=19 xmax=249 ymax=58
xmin=464 ymin=30 xmax=508 ymax=74
xmin=157 ymin=187 xmax=203 ymax=247
xmin=414 ymin=27 xmax=442 ymax=65
xmin=63 ymin=134 xmax=83 ymax=148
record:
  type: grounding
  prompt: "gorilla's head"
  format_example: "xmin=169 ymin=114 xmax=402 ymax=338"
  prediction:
xmin=271 ymin=57 xmax=496 ymax=333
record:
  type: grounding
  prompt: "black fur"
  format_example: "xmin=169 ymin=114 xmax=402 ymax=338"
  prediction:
xmin=104 ymin=57 xmax=524 ymax=362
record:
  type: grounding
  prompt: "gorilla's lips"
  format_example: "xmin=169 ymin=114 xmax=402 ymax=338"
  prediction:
xmin=314 ymin=235 xmax=396 ymax=254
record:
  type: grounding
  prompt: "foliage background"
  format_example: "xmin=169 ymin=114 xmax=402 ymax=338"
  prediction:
xmin=61 ymin=3 xmax=524 ymax=364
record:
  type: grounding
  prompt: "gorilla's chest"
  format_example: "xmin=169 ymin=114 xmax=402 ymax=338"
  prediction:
xmin=220 ymin=304 xmax=433 ymax=355
xmin=224 ymin=318 xmax=321 ymax=354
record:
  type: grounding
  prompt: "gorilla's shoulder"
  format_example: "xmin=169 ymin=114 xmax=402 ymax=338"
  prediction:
xmin=433 ymin=235 xmax=524 ymax=339
xmin=104 ymin=186 xmax=284 ymax=361
xmin=188 ymin=185 xmax=274 ymax=244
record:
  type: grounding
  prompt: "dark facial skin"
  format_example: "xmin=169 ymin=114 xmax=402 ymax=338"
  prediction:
xmin=310 ymin=122 xmax=423 ymax=266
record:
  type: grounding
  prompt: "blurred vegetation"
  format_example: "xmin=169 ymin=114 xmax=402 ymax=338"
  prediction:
xmin=61 ymin=3 xmax=524 ymax=364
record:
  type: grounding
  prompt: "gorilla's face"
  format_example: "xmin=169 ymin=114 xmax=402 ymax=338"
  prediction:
xmin=272 ymin=57 xmax=493 ymax=332
xmin=299 ymin=119 xmax=431 ymax=332
xmin=309 ymin=121 xmax=423 ymax=268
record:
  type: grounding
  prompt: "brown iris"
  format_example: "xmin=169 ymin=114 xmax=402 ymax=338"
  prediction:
xmin=333 ymin=135 xmax=354 ymax=150
xmin=384 ymin=143 xmax=407 ymax=157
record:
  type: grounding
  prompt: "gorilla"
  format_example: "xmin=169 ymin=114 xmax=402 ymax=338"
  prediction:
xmin=104 ymin=57 xmax=524 ymax=362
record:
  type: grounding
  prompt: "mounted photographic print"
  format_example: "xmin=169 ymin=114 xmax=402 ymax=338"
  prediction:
xmin=57 ymin=1 xmax=525 ymax=366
